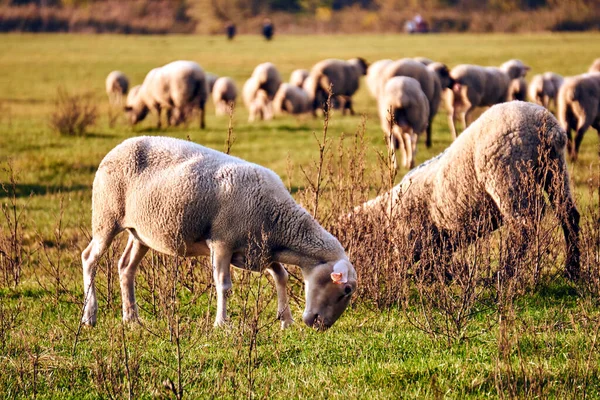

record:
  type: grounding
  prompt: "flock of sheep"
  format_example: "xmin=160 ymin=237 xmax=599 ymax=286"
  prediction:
xmin=92 ymin=56 xmax=598 ymax=330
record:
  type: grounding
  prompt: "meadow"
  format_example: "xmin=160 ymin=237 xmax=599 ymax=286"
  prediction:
xmin=1 ymin=32 xmax=600 ymax=398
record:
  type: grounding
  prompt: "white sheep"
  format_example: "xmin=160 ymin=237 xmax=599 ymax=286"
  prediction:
xmin=378 ymin=76 xmax=430 ymax=170
xmin=243 ymin=77 xmax=273 ymax=122
xmin=509 ymin=77 xmax=528 ymax=101
xmin=251 ymin=62 xmax=282 ymax=100
xmin=589 ymin=58 xmax=600 ymax=73
xmin=289 ymin=69 xmax=309 ymax=88
xmin=357 ymin=101 xmax=580 ymax=280
xmin=273 ymin=83 xmax=311 ymax=115
xmin=446 ymin=59 xmax=530 ymax=139
xmin=304 ymin=58 xmax=368 ymax=116
xmin=528 ymin=72 xmax=563 ymax=109
xmin=81 ymin=136 xmax=357 ymax=330
xmin=105 ymin=71 xmax=129 ymax=105
xmin=378 ymin=59 xmax=451 ymax=149
xmin=557 ymin=72 xmax=600 ymax=161
xmin=366 ymin=59 xmax=393 ymax=99
xmin=212 ymin=77 xmax=238 ymax=116
xmin=125 ymin=60 xmax=207 ymax=129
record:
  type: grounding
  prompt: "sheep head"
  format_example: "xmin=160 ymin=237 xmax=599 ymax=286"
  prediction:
xmin=124 ymin=85 xmax=149 ymax=125
xmin=500 ymin=59 xmax=531 ymax=80
xmin=302 ymin=259 xmax=357 ymax=330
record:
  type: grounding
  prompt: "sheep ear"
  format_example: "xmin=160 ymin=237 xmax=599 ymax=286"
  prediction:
xmin=331 ymin=260 xmax=349 ymax=284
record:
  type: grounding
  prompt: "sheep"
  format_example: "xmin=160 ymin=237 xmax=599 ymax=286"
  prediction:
xmin=589 ymin=58 xmax=600 ymax=73
xmin=528 ymin=72 xmax=563 ymax=109
xmin=273 ymin=83 xmax=311 ymax=115
xmin=206 ymin=72 xmax=219 ymax=94
xmin=509 ymin=77 xmax=528 ymax=101
xmin=557 ymin=72 xmax=600 ymax=161
xmin=366 ymin=59 xmax=393 ymax=99
xmin=105 ymin=71 xmax=129 ymax=105
xmin=378 ymin=76 xmax=430 ymax=170
xmin=243 ymin=77 xmax=273 ymax=122
xmin=212 ymin=77 xmax=238 ymax=116
xmin=251 ymin=62 xmax=282 ymax=100
xmin=289 ymin=69 xmax=309 ymax=88
xmin=81 ymin=136 xmax=357 ymax=330
xmin=357 ymin=101 xmax=580 ymax=280
xmin=379 ymin=59 xmax=451 ymax=148
xmin=304 ymin=58 xmax=368 ymax=116
xmin=414 ymin=57 xmax=434 ymax=66
xmin=125 ymin=60 xmax=207 ymax=129
xmin=446 ymin=59 xmax=530 ymax=139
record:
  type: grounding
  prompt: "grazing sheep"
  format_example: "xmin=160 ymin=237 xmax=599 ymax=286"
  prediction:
xmin=82 ymin=136 xmax=357 ymax=329
xmin=305 ymin=58 xmax=368 ymax=116
xmin=528 ymin=72 xmax=563 ymax=109
xmin=251 ymin=62 xmax=282 ymax=100
xmin=206 ymin=73 xmax=219 ymax=94
xmin=243 ymin=77 xmax=273 ymax=122
xmin=509 ymin=77 xmax=528 ymax=101
xmin=273 ymin=83 xmax=310 ymax=115
xmin=357 ymin=102 xmax=580 ymax=280
xmin=212 ymin=77 xmax=238 ymax=116
xmin=125 ymin=61 xmax=207 ymax=129
xmin=289 ymin=69 xmax=309 ymax=88
xmin=557 ymin=72 xmax=600 ymax=161
xmin=105 ymin=71 xmax=129 ymax=105
xmin=366 ymin=59 xmax=393 ymax=99
xmin=378 ymin=76 xmax=430 ymax=170
xmin=379 ymin=59 xmax=450 ymax=148
xmin=446 ymin=59 xmax=530 ymax=139
xmin=589 ymin=58 xmax=600 ymax=73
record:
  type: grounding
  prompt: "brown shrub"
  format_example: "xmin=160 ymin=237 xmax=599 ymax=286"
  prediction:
xmin=49 ymin=87 xmax=97 ymax=136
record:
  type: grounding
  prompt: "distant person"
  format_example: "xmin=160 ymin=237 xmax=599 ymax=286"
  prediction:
xmin=262 ymin=18 xmax=274 ymax=41
xmin=226 ymin=22 xmax=236 ymax=40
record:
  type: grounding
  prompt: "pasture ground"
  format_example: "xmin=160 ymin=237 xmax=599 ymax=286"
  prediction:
xmin=1 ymin=33 xmax=600 ymax=398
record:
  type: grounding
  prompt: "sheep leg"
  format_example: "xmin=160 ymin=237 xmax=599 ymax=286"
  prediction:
xmin=346 ymin=98 xmax=355 ymax=116
xmin=199 ymin=100 xmax=206 ymax=129
xmin=448 ymin=107 xmax=458 ymax=141
xmin=118 ymin=234 xmax=149 ymax=322
xmin=155 ymin=104 xmax=162 ymax=129
xmin=388 ymin=130 xmax=399 ymax=171
xmin=462 ymin=108 xmax=473 ymax=130
xmin=573 ymin=122 xmax=590 ymax=161
xmin=211 ymin=245 xmax=233 ymax=327
xmin=402 ymin=131 xmax=413 ymax=169
xmin=266 ymin=263 xmax=293 ymax=329
xmin=166 ymin=108 xmax=173 ymax=127
xmin=81 ymin=234 xmax=117 ymax=326
xmin=425 ymin=119 xmax=433 ymax=148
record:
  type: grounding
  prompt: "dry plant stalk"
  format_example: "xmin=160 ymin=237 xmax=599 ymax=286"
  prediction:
xmin=49 ymin=86 xmax=97 ymax=136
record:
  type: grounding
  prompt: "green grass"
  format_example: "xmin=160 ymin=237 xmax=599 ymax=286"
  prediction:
xmin=1 ymin=32 xmax=600 ymax=398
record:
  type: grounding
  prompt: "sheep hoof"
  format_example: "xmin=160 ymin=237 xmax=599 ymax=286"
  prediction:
xmin=213 ymin=317 xmax=231 ymax=328
xmin=280 ymin=319 xmax=294 ymax=330
xmin=81 ymin=314 xmax=97 ymax=327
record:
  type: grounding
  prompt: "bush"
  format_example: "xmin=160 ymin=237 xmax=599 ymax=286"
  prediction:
xmin=49 ymin=87 xmax=97 ymax=136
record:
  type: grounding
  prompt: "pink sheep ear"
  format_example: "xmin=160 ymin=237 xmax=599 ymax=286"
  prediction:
xmin=331 ymin=272 xmax=344 ymax=284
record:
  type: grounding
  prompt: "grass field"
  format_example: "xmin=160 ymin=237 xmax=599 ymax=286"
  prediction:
xmin=1 ymin=32 xmax=600 ymax=398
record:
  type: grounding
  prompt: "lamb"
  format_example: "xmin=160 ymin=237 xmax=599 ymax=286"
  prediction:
xmin=105 ymin=71 xmax=129 ymax=105
xmin=446 ymin=59 xmax=530 ymax=139
xmin=357 ymin=102 xmax=580 ymax=280
xmin=212 ymin=77 xmax=238 ymax=116
xmin=378 ymin=76 xmax=430 ymax=170
xmin=528 ymin=72 xmax=563 ymax=109
xmin=81 ymin=136 xmax=357 ymax=330
xmin=589 ymin=58 xmax=600 ymax=73
xmin=366 ymin=59 xmax=393 ymax=99
xmin=124 ymin=60 xmax=207 ymax=129
xmin=289 ymin=69 xmax=309 ymax=88
xmin=557 ymin=72 xmax=600 ymax=161
xmin=243 ymin=77 xmax=273 ymax=122
xmin=273 ymin=83 xmax=311 ymax=115
xmin=304 ymin=58 xmax=368 ymax=116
